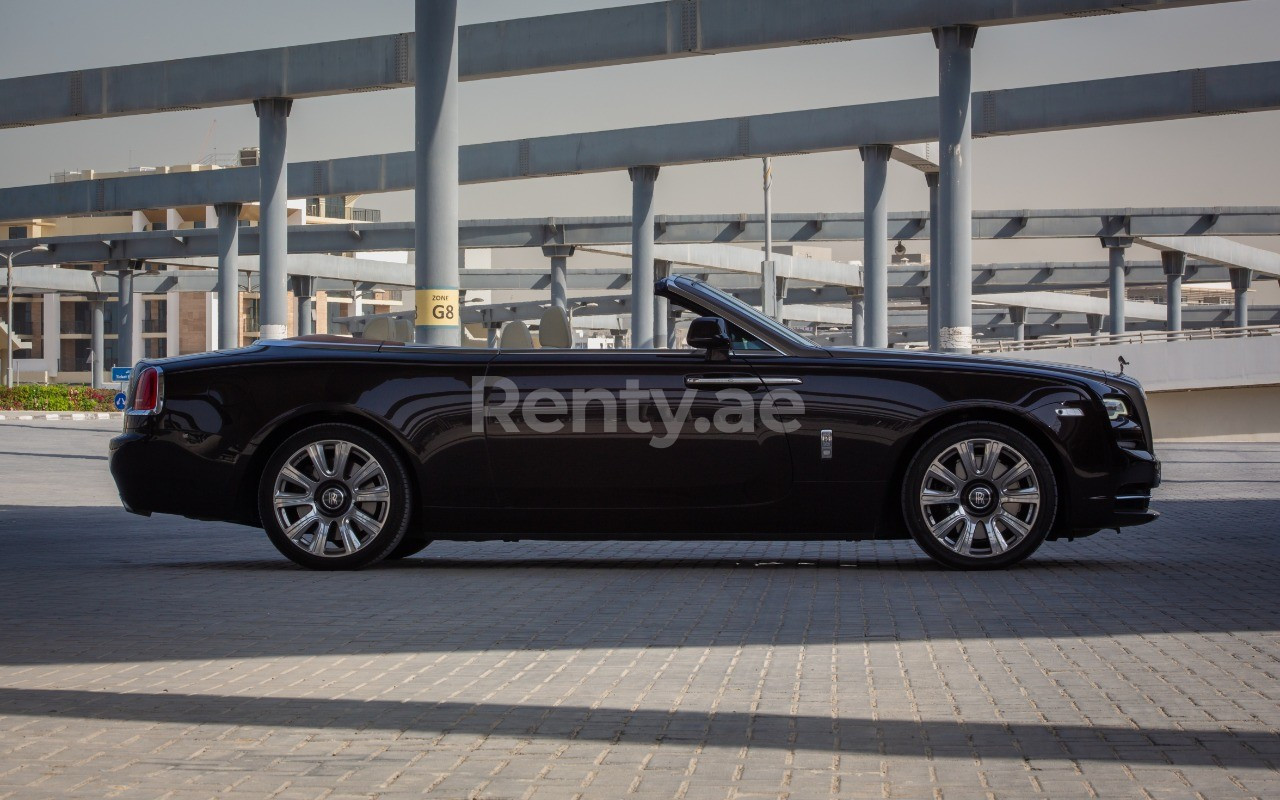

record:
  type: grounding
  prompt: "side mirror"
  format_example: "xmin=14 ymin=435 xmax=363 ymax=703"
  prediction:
xmin=687 ymin=316 xmax=732 ymax=352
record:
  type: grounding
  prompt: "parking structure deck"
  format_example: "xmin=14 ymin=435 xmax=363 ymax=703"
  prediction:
xmin=0 ymin=418 xmax=1277 ymax=799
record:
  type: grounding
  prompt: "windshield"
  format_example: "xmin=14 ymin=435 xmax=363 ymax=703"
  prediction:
xmin=689 ymin=280 xmax=820 ymax=350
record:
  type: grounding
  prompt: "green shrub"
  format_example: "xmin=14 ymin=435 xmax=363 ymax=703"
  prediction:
xmin=0 ymin=384 xmax=116 ymax=412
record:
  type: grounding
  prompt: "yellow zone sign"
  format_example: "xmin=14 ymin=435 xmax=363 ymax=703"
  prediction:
xmin=416 ymin=289 xmax=459 ymax=327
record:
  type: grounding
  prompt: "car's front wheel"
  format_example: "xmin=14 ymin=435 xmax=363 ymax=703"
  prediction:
xmin=258 ymin=423 xmax=412 ymax=570
xmin=901 ymin=422 xmax=1057 ymax=569
xmin=384 ymin=533 xmax=432 ymax=560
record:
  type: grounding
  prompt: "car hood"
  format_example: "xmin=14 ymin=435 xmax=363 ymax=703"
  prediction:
xmin=824 ymin=346 xmax=1141 ymax=395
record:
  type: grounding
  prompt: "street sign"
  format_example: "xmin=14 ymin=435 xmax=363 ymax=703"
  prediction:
xmin=114 ymin=392 xmax=127 ymax=411
xmin=111 ymin=367 xmax=131 ymax=382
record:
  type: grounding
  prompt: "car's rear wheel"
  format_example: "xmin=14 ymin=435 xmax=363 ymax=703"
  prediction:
xmin=901 ymin=422 xmax=1057 ymax=569
xmin=258 ymin=423 xmax=412 ymax=570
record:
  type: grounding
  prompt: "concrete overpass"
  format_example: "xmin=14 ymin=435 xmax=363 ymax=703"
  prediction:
xmin=0 ymin=0 xmax=1243 ymax=129
xmin=8 ymin=209 xmax=1280 ymax=270
xmin=1 ymin=0 xmax=1269 ymax=358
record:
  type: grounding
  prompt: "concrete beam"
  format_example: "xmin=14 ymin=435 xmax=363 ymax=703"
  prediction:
xmin=890 ymin=143 xmax=939 ymax=174
xmin=10 ymin=266 xmax=103 ymax=293
xmin=580 ymin=243 xmax=862 ymax=288
xmin=1136 ymin=235 xmax=1280 ymax=280
xmin=6 ymin=59 xmax=1280 ymax=222
xmin=0 ymin=0 xmax=1240 ymax=129
xmin=7 ymin=210 xmax=1280 ymax=269
xmin=16 ymin=260 xmax=1234 ymax=300
xmin=973 ymin=290 xmax=1168 ymax=321
xmin=166 ymin=254 xmax=413 ymax=284
xmin=900 ymin=259 xmax=1233 ymax=295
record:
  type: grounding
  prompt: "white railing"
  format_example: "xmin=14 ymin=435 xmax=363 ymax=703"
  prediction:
xmin=973 ymin=324 xmax=1280 ymax=354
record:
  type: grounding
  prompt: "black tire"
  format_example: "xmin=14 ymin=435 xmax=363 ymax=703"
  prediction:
xmin=384 ymin=533 xmax=432 ymax=560
xmin=258 ymin=423 xmax=412 ymax=570
xmin=901 ymin=421 xmax=1057 ymax=570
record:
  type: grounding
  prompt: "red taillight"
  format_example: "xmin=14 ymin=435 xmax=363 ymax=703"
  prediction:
xmin=133 ymin=367 xmax=160 ymax=413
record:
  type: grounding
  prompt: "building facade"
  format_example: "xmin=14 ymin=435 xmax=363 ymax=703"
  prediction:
xmin=2 ymin=152 xmax=400 ymax=385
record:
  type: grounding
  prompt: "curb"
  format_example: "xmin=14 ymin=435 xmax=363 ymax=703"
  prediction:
xmin=0 ymin=412 xmax=120 ymax=421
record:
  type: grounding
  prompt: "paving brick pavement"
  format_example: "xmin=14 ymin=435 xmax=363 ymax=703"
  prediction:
xmin=0 ymin=419 xmax=1277 ymax=798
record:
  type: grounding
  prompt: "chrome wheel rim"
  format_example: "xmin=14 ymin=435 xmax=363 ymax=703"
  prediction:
xmin=271 ymin=440 xmax=391 ymax=557
xmin=918 ymin=438 xmax=1041 ymax=558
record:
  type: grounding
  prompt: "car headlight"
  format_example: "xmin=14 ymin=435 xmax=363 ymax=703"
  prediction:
xmin=1104 ymin=397 xmax=1130 ymax=421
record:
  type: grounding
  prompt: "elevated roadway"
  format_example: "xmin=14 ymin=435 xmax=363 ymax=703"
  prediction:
xmin=6 ymin=61 xmax=1280 ymax=222
xmin=0 ymin=0 xmax=1242 ymax=129
xmin=7 ymin=209 xmax=1280 ymax=269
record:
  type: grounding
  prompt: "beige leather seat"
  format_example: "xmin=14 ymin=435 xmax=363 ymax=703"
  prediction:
xmin=499 ymin=320 xmax=535 ymax=350
xmin=362 ymin=317 xmax=394 ymax=341
xmin=537 ymin=306 xmax=575 ymax=349
xmin=392 ymin=317 xmax=414 ymax=343
xmin=670 ymin=319 xmax=692 ymax=350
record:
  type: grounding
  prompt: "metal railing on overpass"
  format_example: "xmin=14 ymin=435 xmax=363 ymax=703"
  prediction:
xmin=973 ymin=324 xmax=1280 ymax=353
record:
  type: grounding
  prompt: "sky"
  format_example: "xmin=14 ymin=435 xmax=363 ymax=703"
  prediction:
xmin=1 ymin=0 xmax=1278 ymax=266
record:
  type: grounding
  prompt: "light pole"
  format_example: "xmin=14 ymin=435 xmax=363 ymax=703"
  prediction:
xmin=4 ymin=244 xmax=48 ymax=389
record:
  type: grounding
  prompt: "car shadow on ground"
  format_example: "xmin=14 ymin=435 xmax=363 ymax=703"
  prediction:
xmin=1 ymin=498 xmax=1277 ymax=666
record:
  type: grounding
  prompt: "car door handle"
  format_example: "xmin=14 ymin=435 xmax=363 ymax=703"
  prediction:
xmin=684 ymin=376 xmax=804 ymax=388
xmin=685 ymin=376 xmax=763 ymax=388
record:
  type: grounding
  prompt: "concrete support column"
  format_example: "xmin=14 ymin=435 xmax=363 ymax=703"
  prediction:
xmin=760 ymin=260 xmax=779 ymax=320
xmin=925 ymin=172 xmax=941 ymax=351
xmin=628 ymin=165 xmax=659 ymax=349
xmin=542 ymin=245 xmax=574 ymax=310
xmin=3 ymin=255 xmax=12 ymax=389
xmin=253 ymin=98 xmax=291 ymax=341
xmin=1008 ymin=306 xmax=1026 ymax=349
xmin=1161 ymin=251 xmax=1186 ymax=333
xmin=115 ymin=262 xmax=136 ymax=368
xmin=414 ymin=0 xmax=461 ymax=346
xmin=205 ymin=292 xmax=219 ymax=351
xmin=165 ymin=291 xmax=179 ymax=356
xmin=1100 ymin=236 xmax=1131 ymax=336
xmin=762 ymin=157 xmax=778 ymax=321
xmin=214 ymin=202 xmax=242 ymax=349
xmin=654 ymin=260 xmax=671 ymax=349
xmin=294 ymin=276 xmax=315 ymax=337
xmin=934 ymin=25 xmax=978 ymax=354
xmin=849 ymin=290 xmax=865 ymax=347
xmin=860 ymin=144 xmax=892 ymax=349
xmin=43 ymin=293 xmax=59 ymax=378
xmin=90 ymin=298 xmax=104 ymax=388
xmin=1230 ymin=268 xmax=1253 ymax=328
xmin=315 ymin=290 xmax=329 ymax=334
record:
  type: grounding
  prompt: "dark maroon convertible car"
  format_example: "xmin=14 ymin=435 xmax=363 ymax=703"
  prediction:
xmin=110 ymin=276 xmax=1160 ymax=570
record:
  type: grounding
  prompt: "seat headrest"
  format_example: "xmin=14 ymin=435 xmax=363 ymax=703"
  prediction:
xmin=392 ymin=318 xmax=414 ymax=344
xmin=499 ymin=320 xmax=535 ymax=350
xmin=537 ymin=306 xmax=575 ymax=349
xmin=363 ymin=317 xmax=394 ymax=342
